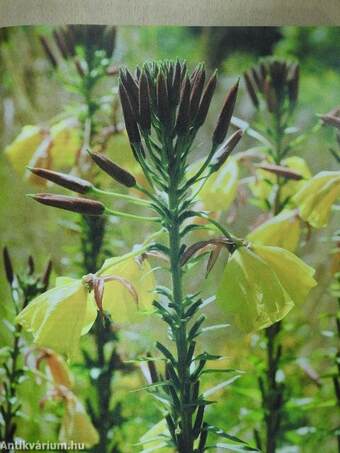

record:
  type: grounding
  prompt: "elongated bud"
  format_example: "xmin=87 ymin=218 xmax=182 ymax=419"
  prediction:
xmin=41 ymin=259 xmax=53 ymax=290
xmin=195 ymin=70 xmax=217 ymax=129
xmin=251 ymin=66 xmax=263 ymax=92
xmin=139 ymin=71 xmax=151 ymax=132
xmin=146 ymin=353 xmax=158 ymax=383
xmin=27 ymin=167 xmax=93 ymax=194
xmin=175 ymin=76 xmax=191 ymax=136
xmin=60 ymin=27 xmax=75 ymax=56
xmin=89 ymin=151 xmax=136 ymax=187
xmin=264 ymin=78 xmax=277 ymax=114
xmin=29 ymin=194 xmax=105 ymax=216
xmin=3 ymin=247 xmax=14 ymax=285
xmin=40 ymin=36 xmax=57 ymax=68
xmin=28 ymin=256 xmax=35 ymax=275
xmin=53 ymin=30 xmax=69 ymax=60
xmin=257 ymin=163 xmax=303 ymax=180
xmin=156 ymin=72 xmax=171 ymax=127
xmin=288 ymin=63 xmax=299 ymax=108
xmin=171 ymin=60 xmax=182 ymax=106
xmin=244 ymin=71 xmax=259 ymax=108
xmin=190 ymin=66 xmax=206 ymax=119
xmin=320 ymin=113 xmax=340 ymax=129
xmin=121 ymin=69 xmax=139 ymax=113
xmin=210 ymin=129 xmax=243 ymax=172
xmin=119 ymin=83 xmax=141 ymax=145
xmin=212 ymin=80 xmax=239 ymax=146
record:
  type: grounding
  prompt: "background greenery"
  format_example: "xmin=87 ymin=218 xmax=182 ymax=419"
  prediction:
xmin=0 ymin=26 xmax=339 ymax=452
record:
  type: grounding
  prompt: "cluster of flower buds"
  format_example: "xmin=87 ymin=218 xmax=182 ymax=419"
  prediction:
xmin=118 ymin=60 xmax=241 ymax=171
xmin=3 ymin=247 xmax=52 ymax=296
xmin=40 ymin=25 xmax=116 ymax=75
xmin=244 ymin=58 xmax=299 ymax=114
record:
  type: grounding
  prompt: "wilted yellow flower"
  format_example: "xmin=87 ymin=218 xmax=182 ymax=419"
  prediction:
xmin=42 ymin=349 xmax=74 ymax=388
xmin=293 ymin=171 xmax=340 ymax=228
xmin=247 ymin=210 xmax=301 ymax=252
xmin=16 ymin=251 xmax=155 ymax=359
xmin=217 ymin=244 xmax=316 ymax=333
xmin=191 ymin=156 xmax=239 ymax=212
xmin=59 ymin=392 xmax=99 ymax=447
xmin=4 ymin=125 xmax=46 ymax=175
xmin=249 ymin=156 xmax=311 ymax=208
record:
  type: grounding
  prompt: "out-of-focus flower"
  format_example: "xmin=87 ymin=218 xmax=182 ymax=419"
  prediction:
xmin=139 ymin=419 xmax=171 ymax=452
xmin=217 ymin=244 xmax=316 ymax=333
xmin=49 ymin=119 xmax=82 ymax=169
xmin=293 ymin=171 xmax=340 ymax=228
xmin=191 ymin=156 xmax=239 ymax=212
xmin=16 ymin=250 xmax=155 ymax=359
xmin=247 ymin=210 xmax=301 ymax=252
xmin=249 ymin=156 xmax=311 ymax=209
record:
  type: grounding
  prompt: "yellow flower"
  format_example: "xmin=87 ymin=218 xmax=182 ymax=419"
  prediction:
xmin=190 ymin=156 xmax=239 ymax=212
xmin=4 ymin=125 xmax=46 ymax=175
xmin=59 ymin=392 xmax=99 ymax=447
xmin=139 ymin=419 xmax=171 ymax=452
xmin=247 ymin=210 xmax=301 ymax=252
xmin=16 ymin=249 xmax=155 ymax=359
xmin=293 ymin=171 xmax=340 ymax=228
xmin=217 ymin=244 xmax=316 ymax=333
xmin=49 ymin=119 xmax=82 ymax=169
xmin=249 ymin=156 xmax=311 ymax=209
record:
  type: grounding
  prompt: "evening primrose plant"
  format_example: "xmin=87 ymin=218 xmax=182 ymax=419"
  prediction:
xmin=239 ymin=58 xmax=339 ymax=452
xmin=17 ymin=60 xmax=318 ymax=452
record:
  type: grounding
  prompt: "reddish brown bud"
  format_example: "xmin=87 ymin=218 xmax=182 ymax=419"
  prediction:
xmin=138 ymin=71 xmax=151 ymax=132
xmin=244 ymin=71 xmax=259 ymax=108
xmin=212 ymin=80 xmax=239 ymax=146
xmin=28 ymin=256 xmax=35 ymax=275
xmin=175 ymin=76 xmax=191 ymax=136
xmin=121 ymin=69 xmax=139 ymax=114
xmin=27 ymin=167 xmax=93 ymax=194
xmin=257 ymin=163 xmax=304 ymax=181
xmin=89 ymin=151 xmax=136 ymax=187
xmin=39 ymin=36 xmax=57 ymax=68
xmin=210 ymin=129 xmax=243 ymax=171
xmin=53 ymin=30 xmax=69 ymax=60
xmin=190 ymin=67 xmax=206 ymax=120
xmin=156 ymin=72 xmax=171 ymax=127
xmin=119 ymin=83 xmax=141 ymax=145
xmin=195 ymin=70 xmax=217 ymax=129
xmin=30 ymin=194 xmax=105 ymax=216
xmin=320 ymin=113 xmax=340 ymax=130
xmin=171 ymin=60 xmax=182 ymax=106
xmin=3 ymin=247 xmax=14 ymax=286
xmin=251 ymin=66 xmax=263 ymax=92
xmin=41 ymin=259 xmax=53 ymax=290
xmin=288 ymin=63 xmax=299 ymax=108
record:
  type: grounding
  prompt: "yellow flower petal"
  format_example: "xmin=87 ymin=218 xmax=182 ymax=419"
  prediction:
xmin=59 ymin=394 xmax=99 ymax=447
xmin=293 ymin=171 xmax=340 ymax=228
xmin=191 ymin=157 xmax=239 ymax=212
xmin=247 ymin=210 xmax=301 ymax=252
xmin=16 ymin=279 xmax=95 ymax=359
xmin=217 ymin=244 xmax=316 ymax=333
xmin=96 ymin=254 xmax=155 ymax=324
xmin=5 ymin=125 xmax=45 ymax=175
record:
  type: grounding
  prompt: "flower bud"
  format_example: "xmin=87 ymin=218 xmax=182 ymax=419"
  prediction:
xmin=138 ymin=71 xmax=151 ymax=132
xmin=156 ymin=71 xmax=171 ymax=127
xmin=190 ymin=66 xmax=206 ymax=119
xmin=3 ymin=247 xmax=14 ymax=285
xmin=257 ymin=163 xmax=303 ymax=181
xmin=171 ymin=60 xmax=182 ymax=106
xmin=212 ymin=80 xmax=239 ymax=146
xmin=40 ymin=36 xmax=57 ymax=68
xmin=27 ymin=167 xmax=93 ymax=193
xmin=89 ymin=151 xmax=136 ymax=187
xmin=119 ymin=83 xmax=141 ymax=145
xmin=120 ymin=69 xmax=139 ymax=113
xmin=41 ymin=259 xmax=53 ymax=290
xmin=194 ymin=70 xmax=217 ymax=129
xmin=30 ymin=193 xmax=105 ymax=216
xmin=288 ymin=63 xmax=299 ymax=109
xmin=175 ymin=76 xmax=191 ymax=136
xmin=53 ymin=30 xmax=69 ymax=60
xmin=210 ymin=129 xmax=243 ymax=172
xmin=28 ymin=255 xmax=35 ymax=275
xmin=244 ymin=70 xmax=259 ymax=108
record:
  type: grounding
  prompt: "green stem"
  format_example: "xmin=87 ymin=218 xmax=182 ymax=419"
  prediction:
xmin=105 ymin=207 xmax=159 ymax=222
xmin=92 ymin=187 xmax=151 ymax=207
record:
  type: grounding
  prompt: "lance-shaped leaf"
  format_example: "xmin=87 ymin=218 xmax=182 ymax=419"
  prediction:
xmin=293 ymin=171 xmax=340 ymax=228
xmin=16 ymin=278 xmax=97 ymax=359
xmin=59 ymin=393 xmax=99 ymax=447
xmin=247 ymin=210 xmax=301 ymax=252
xmin=217 ymin=245 xmax=316 ymax=333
